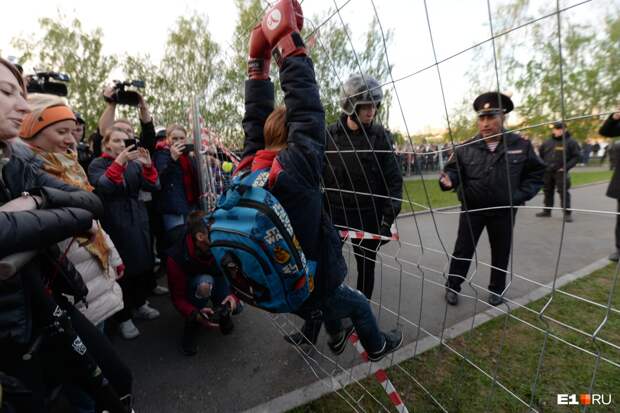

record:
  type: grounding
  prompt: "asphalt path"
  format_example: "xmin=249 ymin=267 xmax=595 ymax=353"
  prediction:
xmin=114 ymin=182 xmax=615 ymax=412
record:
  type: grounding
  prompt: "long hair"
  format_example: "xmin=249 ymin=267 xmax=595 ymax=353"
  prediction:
xmin=264 ymin=106 xmax=288 ymax=149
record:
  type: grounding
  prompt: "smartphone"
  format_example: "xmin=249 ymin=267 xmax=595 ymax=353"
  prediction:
xmin=124 ymin=138 xmax=138 ymax=149
xmin=181 ymin=143 xmax=195 ymax=154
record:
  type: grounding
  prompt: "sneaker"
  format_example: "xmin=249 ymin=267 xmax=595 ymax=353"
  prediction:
xmin=284 ymin=320 xmax=321 ymax=347
xmin=536 ymin=211 xmax=551 ymax=217
xmin=563 ymin=214 xmax=573 ymax=223
xmin=488 ymin=293 xmax=504 ymax=306
xmin=609 ymin=251 xmax=619 ymax=262
xmin=133 ymin=303 xmax=160 ymax=320
xmin=367 ymin=329 xmax=403 ymax=362
xmin=328 ymin=325 xmax=355 ymax=355
xmin=152 ymin=285 xmax=169 ymax=295
xmin=445 ymin=288 xmax=458 ymax=306
xmin=119 ymin=320 xmax=140 ymax=340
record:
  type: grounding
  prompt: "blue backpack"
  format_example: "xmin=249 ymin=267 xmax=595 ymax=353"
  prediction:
xmin=207 ymin=169 xmax=316 ymax=313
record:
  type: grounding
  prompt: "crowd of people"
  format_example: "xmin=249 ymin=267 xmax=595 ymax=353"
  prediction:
xmin=1 ymin=1 xmax=619 ymax=412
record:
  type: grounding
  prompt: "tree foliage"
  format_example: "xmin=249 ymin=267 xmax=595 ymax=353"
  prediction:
xmin=12 ymin=14 xmax=116 ymax=135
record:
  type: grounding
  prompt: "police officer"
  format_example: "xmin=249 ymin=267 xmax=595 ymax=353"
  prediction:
xmin=440 ymin=92 xmax=545 ymax=306
xmin=284 ymin=74 xmax=403 ymax=347
xmin=323 ymin=74 xmax=403 ymax=300
xmin=535 ymin=121 xmax=581 ymax=222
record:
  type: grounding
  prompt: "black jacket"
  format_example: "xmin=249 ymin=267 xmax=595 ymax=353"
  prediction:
xmin=0 ymin=142 xmax=102 ymax=344
xmin=323 ymin=115 xmax=403 ymax=227
xmin=538 ymin=132 xmax=581 ymax=172
xmin=440 ymin=132 xmax=545 ymax=211
xmin=600 ymin=115 xmax=620 ymax=199
xmin=88 ymin=156 xmax=160 ymax=277
xmin=239 ymin=57 xmax=346 ymax=301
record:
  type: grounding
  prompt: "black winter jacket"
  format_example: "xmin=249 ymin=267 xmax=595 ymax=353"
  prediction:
xmin=88 ymin=156 xmax=160 ymax=277
xmin=440 ymin=132 xmax=545 ymax=211
xmin=0 ymin=141 xmax=102 ymax=344
xmin=239 ymin=57 xmax=346 ymax=302
xmin=538 ymin=132 xmax=581 ymax=172
xmin=323 ymin=115 xmax=403 ymax=226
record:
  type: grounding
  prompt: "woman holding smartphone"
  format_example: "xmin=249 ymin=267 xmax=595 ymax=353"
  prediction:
xmin=88 ymin=127 xmax=161 ymax=339
xmin=153 ymin=124 xmax=199 ymax=231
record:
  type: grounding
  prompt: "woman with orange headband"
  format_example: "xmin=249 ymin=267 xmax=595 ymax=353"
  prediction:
xmin=19 ymin=94 xmax=125 ymax=329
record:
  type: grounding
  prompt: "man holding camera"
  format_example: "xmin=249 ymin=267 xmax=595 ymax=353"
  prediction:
xmin=93 ymin=82 xmax=156 ymax=157
xmin=166 ymin=211 xmax=241 ymax=356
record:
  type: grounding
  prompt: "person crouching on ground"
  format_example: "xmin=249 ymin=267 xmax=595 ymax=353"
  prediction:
xmin=166 ymin=210 xmax=242 ymax=356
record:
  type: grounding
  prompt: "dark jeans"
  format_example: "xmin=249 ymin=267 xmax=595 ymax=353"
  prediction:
xmin=616 ymin=200 xmax=620 ymax=250
xmin=298 ymin=284 xmax=385 ymax=353
xmin=543 ymin=170 xmax=571 ymax=213
xmin=352 ymin=239 xmax=382 ymax=299
xmin=331 ymin=207 xmax=383 ymax=300
xmin=447 ymin=210 xmax=517 ymax=295
xmin=115 ymin=271 xmax=151 ymax=322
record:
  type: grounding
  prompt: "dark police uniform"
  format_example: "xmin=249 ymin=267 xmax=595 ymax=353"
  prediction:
xmin=537 ymin=122 xmax=581 ymax=217
xmin=440 ymin=92 xmax=545 ymax=303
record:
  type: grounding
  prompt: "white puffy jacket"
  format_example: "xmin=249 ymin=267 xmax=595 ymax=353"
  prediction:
xmin=58 ymin=225 xmax=124 ymax=326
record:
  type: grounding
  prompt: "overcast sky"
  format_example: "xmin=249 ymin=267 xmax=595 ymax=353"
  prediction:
xmin=2 ymin=0 xmax=615 ymax=134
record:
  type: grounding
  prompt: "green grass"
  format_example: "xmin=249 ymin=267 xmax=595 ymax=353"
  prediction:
xmin=400 ymin=169 xmax=613 ymax=213
xmin=292 ymin=264 xmax=620 ymax=413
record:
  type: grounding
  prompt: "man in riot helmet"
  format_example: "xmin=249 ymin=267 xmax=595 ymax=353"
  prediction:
xmin=285 ymin=74 xmax=403 ymax=347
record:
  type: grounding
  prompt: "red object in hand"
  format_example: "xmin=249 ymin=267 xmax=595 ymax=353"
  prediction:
xmin=248 ymin=24 xmax=272 ymax=80
xmin=261 ymin=0 xmax=306 ymax=67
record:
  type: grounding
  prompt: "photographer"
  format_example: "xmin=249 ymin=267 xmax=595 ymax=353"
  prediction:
xmin=154 ymin=124 xmax=200 ymax=231
xmin=72 ymin=111 xmax=94 ymax=171
xmin=0 ymin=57 xmax=131 ymax=412
xmin=92 ymin=82 xmax=156 ymax=157
xmin=166 ymin=211 xmax=241 ymax=356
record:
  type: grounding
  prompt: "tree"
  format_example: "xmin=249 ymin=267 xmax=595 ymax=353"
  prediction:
xmin=307 ymin=13 xmax=393 ymax=125
xmin=466 ymin=1 xmax=620 ymax=142
xmin=12 ymin=13 xmax=117 ymax=135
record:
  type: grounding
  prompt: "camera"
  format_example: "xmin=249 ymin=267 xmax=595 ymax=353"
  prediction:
xmin=181 ymin=143 xmax=195 ymax=154
xmin=208 ymin=305 xmax=234 ymax=335
xmin=26 ymin=71 xmax=71 ymax=97
xmin=104 ymin=80 xmax=145 ymax=107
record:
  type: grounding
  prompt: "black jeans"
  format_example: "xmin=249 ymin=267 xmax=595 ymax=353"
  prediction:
xmin=543 ymin=171 xmax=571 ymax=213
xmin=447 ymin=209 xmax=517 ymax=295
xmin=616 ymin=200 xmax=620 ymax=251
xmin=115 ymin=271 xmax=151 ymax=322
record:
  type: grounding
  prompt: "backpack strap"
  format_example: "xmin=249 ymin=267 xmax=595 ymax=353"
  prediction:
xmin=218 ymin=168 xmax=270 ymax=210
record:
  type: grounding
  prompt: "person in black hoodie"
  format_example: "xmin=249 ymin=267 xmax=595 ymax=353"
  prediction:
xmin=235 ymin=0 xmax=403 ymax=361
xmin=323 ymin=74 xmax=403 ymax=301
xmin=599 ymin=108 xmax=620 ymax=261
xmin=0 ymin=57 xmax=131 ymax=412
xmin=536 ymin=121 xmax=581 ymax=222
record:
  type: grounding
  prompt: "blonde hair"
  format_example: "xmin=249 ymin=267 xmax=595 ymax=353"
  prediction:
xmin=102 ymin=127 xmax=130 ymax=147
xmin=166 ymin=124 xmax=187 ymax=138
xmin=27 ymin=94 xmax=68 ymax=121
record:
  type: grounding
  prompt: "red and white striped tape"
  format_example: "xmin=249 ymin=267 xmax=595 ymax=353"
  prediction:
xmin=349 ymin=332 xmax=409 ymax=413
xmin=338 ymin=224 xmax=399 ymax=241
